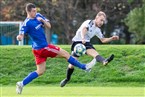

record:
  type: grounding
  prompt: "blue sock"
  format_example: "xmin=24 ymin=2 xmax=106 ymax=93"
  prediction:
xmin=68 ymin=56 xmax=86 ymax=70
xmin=22 ymin=71 xmax=38 ymax=86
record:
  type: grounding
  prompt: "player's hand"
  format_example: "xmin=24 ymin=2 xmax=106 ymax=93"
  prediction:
xmin=82 ymin=38 xmax=86 ymax=44
xmin=16 ymin=35 xmax=23 ymax=41
xmin=36 ymin=17 xmax=44 ymax=22
xmin=111 ymin=36 xmax=119 ymax=40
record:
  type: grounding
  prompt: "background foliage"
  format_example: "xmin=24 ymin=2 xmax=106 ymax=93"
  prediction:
xmin=125 ymin=0 xmax=145 ymax=43
xmin=0 ymin=0 xmax=144 ymax=44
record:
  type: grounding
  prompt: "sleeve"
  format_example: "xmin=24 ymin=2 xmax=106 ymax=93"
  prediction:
xmin=80 ymin=20 xmax=90 ymax=38
xmin=19 ymin=21 xmax=29 ymax=34
xmin=36 ymin=13 xmax=49 ymax=22
xmin=82 ymin=20 xmax=91 ymax=28
xmin=95 ymin=29 xmax=104 ymax=39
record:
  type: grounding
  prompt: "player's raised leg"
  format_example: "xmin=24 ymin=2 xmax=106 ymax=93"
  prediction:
xmin=87 ymin=49 xmax=114 ymax=66
xmin=57 ymin=48 xmax=95 ymax=71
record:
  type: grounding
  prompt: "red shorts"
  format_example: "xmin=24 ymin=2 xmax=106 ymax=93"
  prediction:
xmin=32 ymin=44 xmax=60 ymax=65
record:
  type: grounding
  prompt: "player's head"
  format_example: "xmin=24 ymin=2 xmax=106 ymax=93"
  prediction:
xmin=25 ymin=3 xmax=37 ymax=18
xmin=95 ymin=11 xmax=106 ymax=27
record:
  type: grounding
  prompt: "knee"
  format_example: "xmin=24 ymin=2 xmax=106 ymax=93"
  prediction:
xmin=68 ymin=64 xmax=74 ymax=69
xmin=64 ymin=52 xmax=70 ymax=58
xmin=37 ymin=69 xmax=46 ymax=76
xmin=61 ymin=49 xmax=70 ymax=59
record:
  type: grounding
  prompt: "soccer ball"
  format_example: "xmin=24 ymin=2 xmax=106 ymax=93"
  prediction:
xmin=74 ymin=43 xmax=86 ymax=56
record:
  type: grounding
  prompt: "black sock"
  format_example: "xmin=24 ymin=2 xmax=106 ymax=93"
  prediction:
xmin=66 ymin=68 xmax=74 ymax=81
xmin=95 ymin=55 xmax=105 ymax=63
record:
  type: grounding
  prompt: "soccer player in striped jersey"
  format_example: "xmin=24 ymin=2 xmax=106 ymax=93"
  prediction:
xmin=16 ymin=3 xmax=95 ymax=94
xmin=60 ymin=11 xmax=119 ymax=87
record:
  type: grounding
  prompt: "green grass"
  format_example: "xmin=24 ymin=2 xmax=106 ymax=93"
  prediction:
xmin=1 ymin=85 xmax=145 ymax=97
xmin=0 ymin=45 xmax=145 ymax=87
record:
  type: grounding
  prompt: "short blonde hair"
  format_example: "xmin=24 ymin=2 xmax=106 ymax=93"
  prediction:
xmin=96 ymin=11 xmax=106 ymax=19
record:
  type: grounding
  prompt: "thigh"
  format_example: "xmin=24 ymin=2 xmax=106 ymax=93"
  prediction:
xmin=86 ymin=49 xmax=99 ymax=58
xmin=84 ymin=42 xmax=99 ymax=57
xmin=85 ymin=42 xmax=96 ymax=50
xmin=33 ymin=49 xmax=47 ymax=65
xmin=33 ymin=44 xmax=60 ymax=64
xmin=42 ymin=44 xmax=60 ymax=58
xmin=55 ymin=48 xmax=70 ymax=59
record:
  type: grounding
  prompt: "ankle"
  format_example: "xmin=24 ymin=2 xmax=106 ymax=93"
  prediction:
xmin=103 ymin=61 xmax=108 ymax=65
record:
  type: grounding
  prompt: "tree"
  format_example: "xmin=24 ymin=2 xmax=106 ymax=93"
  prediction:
xmin=0 ymin=0 xmax=143 ymax=44
xmin=124 ymin=0 xmax=145 ymax=43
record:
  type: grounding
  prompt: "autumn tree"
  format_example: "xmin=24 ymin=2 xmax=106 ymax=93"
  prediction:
xmin=0 ymin=0 xmax=143 ymax=44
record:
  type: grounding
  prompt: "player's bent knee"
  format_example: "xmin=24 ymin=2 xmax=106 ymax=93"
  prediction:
xmin=68 ymin=64 xmax=74 ymax=68
xmin=59 ymin=49 xmax=70 ymax=59
xmin=36 ymin=70 xmax=46 ymax=76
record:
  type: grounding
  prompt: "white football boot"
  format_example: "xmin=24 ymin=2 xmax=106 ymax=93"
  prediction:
xmin=16 ymin=81 xmax=23 ymax=94
xmin=85 ymin=58 xmax=96 ymax=72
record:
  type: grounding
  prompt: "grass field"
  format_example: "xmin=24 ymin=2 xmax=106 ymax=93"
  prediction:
xmin=0 ymin=45 xmax=145 ymax=97
xmin=1 ymin=45 xmax=145 ymax=86
xmin=0 ymin=85 xmax=145 ymax=97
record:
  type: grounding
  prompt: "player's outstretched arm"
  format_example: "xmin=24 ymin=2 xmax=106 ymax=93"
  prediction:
xmin=100 ymin=35 xmax=119 ymax=43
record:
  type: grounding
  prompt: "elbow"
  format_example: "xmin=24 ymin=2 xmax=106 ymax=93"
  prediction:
xmin=48 ymin=23 xmax=51 ymax=29
xmin=45 ymin=22 xmax=51 ymax=29
xmin=101 ymin=40 xmax=106 ymax=43
xmin=100 ymin=39 xmax=106 ymax=43
xmin=46 ymin=24 xmax=51 ymax=29
xmin=49 ymin=24 xmax=51 ymax=29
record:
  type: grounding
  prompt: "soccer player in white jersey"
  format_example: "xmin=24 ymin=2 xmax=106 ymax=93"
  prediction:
xmin=16 ymin=3 xmax=97 ymax=94
xmin=60 ymin=11 xmax=119 ymax=87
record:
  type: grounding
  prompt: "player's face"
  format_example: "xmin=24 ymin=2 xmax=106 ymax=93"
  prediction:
xmin=95 ymin=15 xmax=105 ymax=27
xmin=28 ymin=8 xmax=37 ymax=18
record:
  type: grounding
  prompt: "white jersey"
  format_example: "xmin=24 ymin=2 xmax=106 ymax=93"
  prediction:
xmin=72 ymin=20 xmax=104 ymax=42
